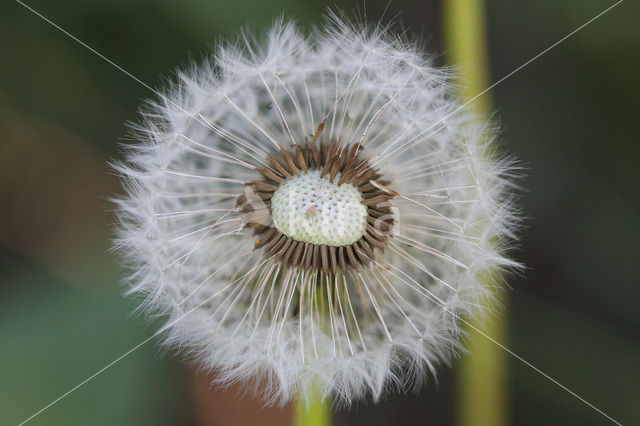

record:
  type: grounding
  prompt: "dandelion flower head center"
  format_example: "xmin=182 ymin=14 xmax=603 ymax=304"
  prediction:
xmin=271 ymin=169 xmax=367 ymax=247
xmin=240 ymin=140 xmax=396 ymax=272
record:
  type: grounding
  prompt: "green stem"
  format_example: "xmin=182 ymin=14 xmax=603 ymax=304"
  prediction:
xmin=444 ymin=2 xmax=509 ymax=426
xmin=294 ymin=379 xmax=331 ymax=426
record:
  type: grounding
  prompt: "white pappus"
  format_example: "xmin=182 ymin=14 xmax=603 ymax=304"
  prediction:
xmin=112 ymin=13 xmax=521 ymax=406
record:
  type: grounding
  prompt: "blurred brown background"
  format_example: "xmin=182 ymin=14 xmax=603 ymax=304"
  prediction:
xmin=1 ymin=1 xmax=638 ymax=425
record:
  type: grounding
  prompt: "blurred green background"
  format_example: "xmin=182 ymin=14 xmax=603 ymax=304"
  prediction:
xmin=1 ymin=0 xmax=638 ymax=425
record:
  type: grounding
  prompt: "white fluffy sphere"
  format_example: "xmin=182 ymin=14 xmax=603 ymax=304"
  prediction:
xmin=113 ymin=14 xmax=519 ymax=405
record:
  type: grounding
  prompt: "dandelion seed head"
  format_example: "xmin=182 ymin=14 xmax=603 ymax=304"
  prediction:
xmin=113 ymin=13 xmax=520 ymax=405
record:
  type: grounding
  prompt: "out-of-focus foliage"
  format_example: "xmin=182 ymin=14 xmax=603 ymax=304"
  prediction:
xmin=1 ymin=0 xmax=638 ymax=425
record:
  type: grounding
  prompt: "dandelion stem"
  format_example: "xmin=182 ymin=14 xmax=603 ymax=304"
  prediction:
xmin=294 ymin=378 xmax=331 ymax=426
xmin=444 ymin=1 xmax=509 ymax=426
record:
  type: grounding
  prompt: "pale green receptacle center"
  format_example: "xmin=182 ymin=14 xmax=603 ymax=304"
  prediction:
xmin=270 ymin=169 xmax=368 ymax=247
